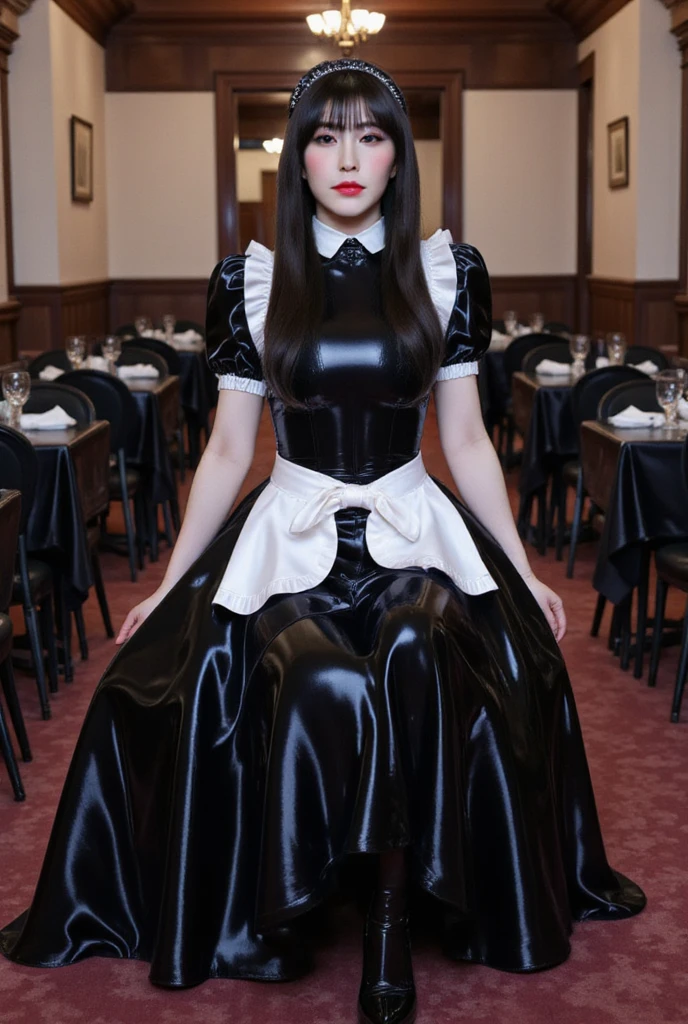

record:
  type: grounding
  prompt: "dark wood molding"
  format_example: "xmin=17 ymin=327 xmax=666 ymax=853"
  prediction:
xmin=52 ymin=0 xmax=134 ymax=46
xmin=109 ymin=277 xmax=208 ymax=329
xmin=490 ymin=274 xmax=577 ymax=329
xmin=588 ymin=276 xmax=679 ymax=348
xmin=216 ymin=69 xmax=463 ymax=259
xmin=106 ymin=27 xmax=577 ymax=92
xmin=0 ymin=296 xmax=20 ymax=363
xmin=547 ymin=0 xmax=634 ymax=41
xmin=676 ymin=292 xmax=688 ymax=356
xmin=15 ymin=280 xmax=110 ymax=353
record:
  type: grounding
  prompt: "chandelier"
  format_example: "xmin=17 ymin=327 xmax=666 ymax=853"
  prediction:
xmin=306 ymin=1 xmax=385 ymax=52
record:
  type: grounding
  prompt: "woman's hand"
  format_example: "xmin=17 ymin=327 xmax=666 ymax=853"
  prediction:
xmin=522 ymin=573 xmax=567 ymax=643
xmin=115 ymin=590 xmax=166 ymax=645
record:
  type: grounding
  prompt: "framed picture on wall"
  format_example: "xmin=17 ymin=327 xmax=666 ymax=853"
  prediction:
xmin=607 ymin=117 xmax=629 ymax=189
xmin=70 ymin=115 xmax=93 ymax=203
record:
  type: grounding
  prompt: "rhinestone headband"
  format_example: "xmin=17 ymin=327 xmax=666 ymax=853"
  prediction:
xmin=288 ymin=59 xmax=408 ymax=118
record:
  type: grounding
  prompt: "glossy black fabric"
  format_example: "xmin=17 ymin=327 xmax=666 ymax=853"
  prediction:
xmin=178 ymin=348 xmax=212 ymax=426
xmin=518 ymin=375 xmax=578 ymax=498
xmin=26 ymin=444 xmax=92 ymax=608
xmin=593 ymin=436 xmax=688 ymax=603
xmin=0 ymin=238 xmax=645 ymax=985
xmin=129 ymin=389 xmax=176 ymax=505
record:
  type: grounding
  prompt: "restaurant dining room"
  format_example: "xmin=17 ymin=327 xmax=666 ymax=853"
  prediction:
xmin=0 ymin=1 xmax=686 ymax=1022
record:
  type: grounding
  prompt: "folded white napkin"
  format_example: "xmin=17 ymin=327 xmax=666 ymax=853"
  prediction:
xmin=678 ymin=397 xmax=688 ymax=421
xmin=608 ymin=405 xmax=665 ymax=428
xmin=117 ymin=363 xmax=160 ymax=380
xmin=595 ymin=356 xmax=610 ymax=369
xmin=38 ymin=365 xmax=65 ymax=381
xmin=630 ymin=359 xmax=660 ymax=376
xmin=535 ymin=359 xmax=571 ymax=376
xmin=141 ymin=328 xmax=166 ymax=341
xmin=86 ymin=355 xmax=109 ymax=372
xmin=174 ymin=329 xmax=203 ymax=344
xmin=20 ymin=404 xmax=77 ymax=430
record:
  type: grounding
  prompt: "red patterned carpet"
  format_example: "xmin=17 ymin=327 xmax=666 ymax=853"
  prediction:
xmin=1 ymin=404 xmax=687 ymax=1024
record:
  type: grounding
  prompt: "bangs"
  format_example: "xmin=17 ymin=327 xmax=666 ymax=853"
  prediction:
xmin=291 ymin=70 xmax=404 ymax=146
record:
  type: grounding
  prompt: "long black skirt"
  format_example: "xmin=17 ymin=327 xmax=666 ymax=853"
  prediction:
xmin=0 ymin=476 xmax=646 ymax=987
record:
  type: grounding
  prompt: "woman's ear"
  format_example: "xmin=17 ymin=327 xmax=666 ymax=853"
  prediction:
xmin=390 ymin=165 xmax=397 ymax=179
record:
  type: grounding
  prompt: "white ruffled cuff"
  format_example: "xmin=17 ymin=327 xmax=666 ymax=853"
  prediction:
xmin=420 ymin=228 xmax=457 ymax=336
xmin=217 ymin=373 xmax=267 ymax=396
xmin=244 ymin=240 xmax=274 ymax=357
xmin=435 ymin=361 xmax=479 ymax=382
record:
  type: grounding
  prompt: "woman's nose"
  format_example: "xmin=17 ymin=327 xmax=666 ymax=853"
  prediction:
xmin=339 ymin=139 xmax=358 ymax=172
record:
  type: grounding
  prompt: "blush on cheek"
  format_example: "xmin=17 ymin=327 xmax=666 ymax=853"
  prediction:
xmin=303 ymin=148 xmax=330 ymax=178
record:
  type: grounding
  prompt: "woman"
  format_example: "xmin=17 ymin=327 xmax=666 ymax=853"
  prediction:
xmin=0 ymin=60 xmax=645 ymax=1024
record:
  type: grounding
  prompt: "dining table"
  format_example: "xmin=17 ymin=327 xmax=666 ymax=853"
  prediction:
xmin=579 ymin=420 xmax=688 ymax=605
xmin=24 ymin=420 xmax=110 ymax=609
xmin=127 ymin=374 xmax=180 ymax=507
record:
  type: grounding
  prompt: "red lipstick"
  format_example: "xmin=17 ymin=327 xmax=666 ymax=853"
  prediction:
xmin=332 ymin=181 xmax=365 ymax=196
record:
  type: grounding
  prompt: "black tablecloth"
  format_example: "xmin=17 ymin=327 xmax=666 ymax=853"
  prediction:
xmin=27 ymin=443 xmax=92 ymax=608
xmin=518 ymin=382 xmax=577 ymax=498
xmin=177 ymin=347 xmax=213 ymax=425
xmin=594 ymin=437 xmax=688 ymax=603
xmin=481 ymin=349 xmax=509 ymax=430
xmin=130 ymin=388 xmax=176 ymax=505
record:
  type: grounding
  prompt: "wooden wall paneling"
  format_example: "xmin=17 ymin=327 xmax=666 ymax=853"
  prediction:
xmin=587 ymin=277 xmax=679 ymax=348
xmin=577 ymin=52 xmax=594 ymax=334
xmin=106 ymin=27 xmax=578 ymax=92
xmin=490 ymin=275 xmax=577 ymax=327
xmin=109 ymin=278 xmax=208 ymax=330
xmin=15 ymin=281 xmax=109 ymax=353
xmin=0 ymin=297 xmax=20 ymax=363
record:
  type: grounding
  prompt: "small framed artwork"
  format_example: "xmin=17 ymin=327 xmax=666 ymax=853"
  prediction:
xmin=607 ymin=116 xmax=629 ymax=189
xmin=70 ymin=115 xmax=93 ymax=203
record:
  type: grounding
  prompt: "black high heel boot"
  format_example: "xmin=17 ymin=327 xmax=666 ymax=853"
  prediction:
xmin=358 ymin=886 xmax=417 ymax=1024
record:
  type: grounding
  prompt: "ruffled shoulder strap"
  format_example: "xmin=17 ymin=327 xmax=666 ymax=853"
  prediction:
xmin=420 ymin=228 xmax=458 ymax=336
xmin=244 ymin=240 xmax=274 ymax=357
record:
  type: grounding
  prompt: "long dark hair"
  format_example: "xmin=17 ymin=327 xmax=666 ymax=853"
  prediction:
xmin=263 ymin=69 xmax=444 ymax=409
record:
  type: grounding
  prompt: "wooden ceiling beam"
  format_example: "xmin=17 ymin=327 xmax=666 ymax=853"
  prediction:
xmin=52 ymin=0 xmax=135 ymax=46
xmin=546 ymin=0 xmax=634 ymax=41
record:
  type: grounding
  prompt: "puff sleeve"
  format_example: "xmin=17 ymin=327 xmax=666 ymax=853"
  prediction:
xmin=435 ymin=243 xmax=492 ymax=382
xmin=204 ymin=255 xmax=268 ymax=397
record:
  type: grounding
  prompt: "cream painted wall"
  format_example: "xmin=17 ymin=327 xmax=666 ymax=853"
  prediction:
xmin=8 ymin=0 xmax=60 ymax=285
xmin=636 ymin=0 xmax=681 ymax=280
xmin=579 ymin=1 xmax=640 ymax=280
xmin=463 ymin=90 xmax=578 ymax=277
xmin=49 ymin=2 xmax=108 ymax=283
xmin=106 ymin=93 xmax=217 ymax=277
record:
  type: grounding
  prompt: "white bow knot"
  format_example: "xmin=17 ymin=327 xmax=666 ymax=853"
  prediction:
xmin=289 ymin=482 xmax=421 ymax=542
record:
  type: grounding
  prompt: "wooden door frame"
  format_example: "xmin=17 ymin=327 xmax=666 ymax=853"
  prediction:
xmin=215 ymin=69 xmax=464 ymax=258
xmin=577 ymin=53 xmax=595 ymax=333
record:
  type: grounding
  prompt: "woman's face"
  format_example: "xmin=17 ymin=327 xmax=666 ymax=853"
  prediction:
xmin=302 ymin=108 xmax=396 ymax=232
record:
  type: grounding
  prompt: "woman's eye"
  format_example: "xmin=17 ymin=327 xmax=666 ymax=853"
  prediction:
xmin=362 ymin=134 xmax=384 ymax=143
xmin=314 ymin=134 xmax=335 ymax=144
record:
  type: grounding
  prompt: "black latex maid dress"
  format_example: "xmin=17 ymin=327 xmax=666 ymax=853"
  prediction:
xmin=0 ymin=217 xmax=645 ymax=987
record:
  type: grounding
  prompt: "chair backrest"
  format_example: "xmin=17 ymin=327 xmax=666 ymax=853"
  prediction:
xmin=113 ymin=323 xmax=138 ymax=339
xmin=503 ymin=332 xmax=566 ymax=378
xmin=521 ymin=341 xmax=572 ymax=373
xmin=0 ymin=426 xmax=39 ymax=535
xmin=598 ymin=379 xmax=662 ymax=420
xmin=122 ymin=338 xmax=180 ymax=375
xmin=27 ymin=350 xmax=72 ymax=379
xmin=0 ymin=489 xmax=21 ymax=610
xmin=570 ymin=365 xmax=645 ymax=428
xmin=542 ymin=321 xmax=571 ymax=336
xmin=625 ymin=345 xmax=670 ymax=371
xmin=59 ymin=370 xmax=141 ymax=454
xmin=23 ymin=381 xmax=96 ymax=426
xmin=117 ymin=344 xmax=169 ymax=379
xmin=171 ymin=319 xmax=204 ymax=337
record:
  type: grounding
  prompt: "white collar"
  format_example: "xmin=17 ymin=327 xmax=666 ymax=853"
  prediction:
xmin=312 ymin=215 xmax=385 ymax=257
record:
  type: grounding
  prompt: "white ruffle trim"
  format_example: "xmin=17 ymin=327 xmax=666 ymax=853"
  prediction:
xmin=244 ymin=239 xmax=274 ymax=357
xmin=420 ymin=228 xmax=458 ymax=336
xmin=435 ymin=361 xmax=479 ymax=382
xmin=217 ymin=373 xmax=267 ymax=396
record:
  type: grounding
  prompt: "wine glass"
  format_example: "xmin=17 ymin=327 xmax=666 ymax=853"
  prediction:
xmin=503 ymin=310 xmax=518 ymax=336
xmin=606 ymin=332 xmax=627 ymax=365
xmin=102 ymin=335 xmax=122 ymax=375
xmin=134 ymin=316 xmax=152 ymax=337
xmin=529 ymin=312 xmax=544 ymax=334
xmin=65 ymin=335 xmax=87 ymax=369
xmin=569 ymin=334 xmax=590 ymax=376
xmin=162 ymin=314 xmax=176 ymax=343
xmin=655 ymin=369 xmax=686 ymax=433
xmin=2 ymin=370 xmax=31 ymax=430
